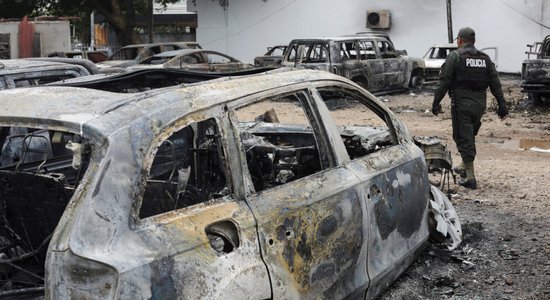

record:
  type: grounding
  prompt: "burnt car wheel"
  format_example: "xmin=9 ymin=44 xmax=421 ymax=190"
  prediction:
xmin=529 ymin=93 xmax=549 ymax=106
xmin=409 ymin=73 xmax=423 ymax=92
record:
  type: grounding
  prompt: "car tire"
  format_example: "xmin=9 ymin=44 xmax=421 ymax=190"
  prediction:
xmin=529 ymin=93 xmax=550 ymax=105
xmin=529 ymin=93 xmax=543 ymax=105
xmin=409 ymin=73 xmax=423 ymax=92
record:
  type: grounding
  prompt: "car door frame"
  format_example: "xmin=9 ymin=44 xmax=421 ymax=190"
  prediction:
xmin=356 ymin=39 xmax=386 ymax=92
xmin=127 ymin=109 xmax=272 ymax=299
xmin=307 ymin=81 xmax=430 ymax=299
xmin=480 ymin=47 xmax=499 ymax=69
xmin=226 ymin=84 xmax=370 ymax=299
xmin=374 ymin=39 xmax=408 ymax=89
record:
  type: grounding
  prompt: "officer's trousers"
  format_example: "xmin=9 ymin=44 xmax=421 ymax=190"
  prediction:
xmin=451 ymin=101 xmax=484 ymax=163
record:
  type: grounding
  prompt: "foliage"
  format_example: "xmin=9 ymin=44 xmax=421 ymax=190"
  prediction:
xmin=0 ymin=0 xmax=180 ymax=45
xmin=0 ymin=0 xmax=41 ymax=18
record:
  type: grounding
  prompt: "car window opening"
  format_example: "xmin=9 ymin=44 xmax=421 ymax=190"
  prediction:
xmin=234 ymin=93 xmax=324 ymax=192
xmin=317 ymin=88 xmax=397 ymax=160
xmin=358 ymin=41 xmax=377 ymax=60
xmin=140 ymin=118 xmax=230 ymax=219
xmin=0 ymin=126 xmax=91 ymax=293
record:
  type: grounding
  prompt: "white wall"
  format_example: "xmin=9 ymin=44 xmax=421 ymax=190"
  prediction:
xmin=0 ymin=21 xmax=70 ymax=58
xmin=155 ymin=0 xmax=188 ymax=14
xmin=34 ymin=21 xmax=71 ymax=55
xmin=188 ymin=0 xmax=550 ymax=73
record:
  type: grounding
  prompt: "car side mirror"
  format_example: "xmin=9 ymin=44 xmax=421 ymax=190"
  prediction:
xmin=397 ymin=50 xmax=408 ymax=56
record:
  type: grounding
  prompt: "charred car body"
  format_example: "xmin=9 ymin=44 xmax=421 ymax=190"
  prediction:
xmin=0 ymin=59 xmax=91 ymax=90
xmin=281 ymin=36 xmax=424 ymax=94
xmin=127 ymin=49 xmax=254 ymax=73
xmin=0 ymin=69 xmax=460 ymax=299
xmin=96 ymin=42 xmax=202 ymax=70
xmin=254 ymin=45 xmax=288 ymax=68
xmin=521 ymin=35 xmax=550 ymax=104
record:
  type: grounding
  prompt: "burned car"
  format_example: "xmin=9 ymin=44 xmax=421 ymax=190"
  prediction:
xmin=128 ymin=49 xmax=254 ymax=73
xmin=46 ymin=50 xmax=110 ymax=63
xmin=0 ymin=59 xmax=91 ymax=90
xmin=0 ymin=69 xmax=460 ymax=299
xmin=423 ymin=43 xmax=498 ymax=82
xmin=281 ymin=36 xmax=425 ymax=94
xmin=521 ymin=34 xmax=550 ymax=104
xmin=96 ymin=42 xmax=202 ymax=70
xmin=46 ymin=68 xmax=279 ymax=93
xmin=254 ymin=45 xmax=288 ymax=67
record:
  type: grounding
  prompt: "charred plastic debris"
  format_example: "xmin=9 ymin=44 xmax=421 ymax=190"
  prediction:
xmin=0 ymin=69 xmax=462 ymax=299
xmin=414 ymin=136 xmax=456 ymax=195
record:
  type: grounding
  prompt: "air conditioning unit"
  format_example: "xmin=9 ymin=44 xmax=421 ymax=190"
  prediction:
xmin=366 ymin=10 xmax=391 ymax=29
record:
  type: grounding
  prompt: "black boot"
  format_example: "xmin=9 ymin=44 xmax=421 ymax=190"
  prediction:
xmin=458 ymin=178 xmax=477 ymax=189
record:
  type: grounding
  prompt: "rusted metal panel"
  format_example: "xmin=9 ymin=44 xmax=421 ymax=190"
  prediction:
xmin=18 ymin=17 xmax=34 ymax=58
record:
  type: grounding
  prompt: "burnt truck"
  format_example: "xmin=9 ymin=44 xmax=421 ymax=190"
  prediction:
xmin=521 ymin=35 xmax=550 ymax=104
xmin=281 ymin=35 xmax=425 ymax=94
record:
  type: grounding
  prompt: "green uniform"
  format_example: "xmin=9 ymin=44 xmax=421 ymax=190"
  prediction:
xmin=433 ymin=44 xmax=506 ymax=164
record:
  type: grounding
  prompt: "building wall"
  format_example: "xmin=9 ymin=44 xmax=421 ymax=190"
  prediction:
xmin=0 ymin=20 xmax=70 ymax=58
xmin=155 ymin=0 xmax=188 ymax=14
xmin=188 ymin=0 xmax=550 ymax=72
xmin=34 ymin=21 xmax=71 ymax=56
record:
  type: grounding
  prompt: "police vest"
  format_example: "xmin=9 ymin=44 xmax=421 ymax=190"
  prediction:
xmin=452 ymin=47 xmax=491 ymax=91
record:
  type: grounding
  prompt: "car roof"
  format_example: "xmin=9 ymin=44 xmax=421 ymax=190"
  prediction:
xmin=121 ymin=42 xmax=201 ymax=49
xmin=355 ymin=31 xmax=390 ymax=37
xmin=152 ymin=49 xmax=199 ymax=58
xmin=431 ymin=43 xmax=457 ymax=48
xmin=0 ymin=59 xmax=87 ymax=74
xmin=290 ymin=36 xmax=389 ymax=43
xmin=0 ymin=69 xmax=355 ymax=139
xmin=25 ymin=57 xmax=98 ymax=74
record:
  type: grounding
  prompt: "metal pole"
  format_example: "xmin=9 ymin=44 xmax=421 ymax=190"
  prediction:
xmin=148 ymin=0 xmax=154 ymax=43
xmin=90 ymin=11 xmax=95 ymax=50
xmin=446 ymin=0 xmax=453 ymax=43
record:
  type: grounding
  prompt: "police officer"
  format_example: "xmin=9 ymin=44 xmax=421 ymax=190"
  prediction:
xmin=431 ymin=27 xmax=508 ymax=189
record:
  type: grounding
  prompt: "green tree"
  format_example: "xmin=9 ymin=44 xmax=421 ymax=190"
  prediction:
xmin=0 ymin=0 xmax=42 ymax=18
xmin=1 ymin=0 xmax=178 ymax=45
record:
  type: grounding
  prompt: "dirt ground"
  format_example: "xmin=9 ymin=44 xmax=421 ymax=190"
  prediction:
xmin=376 ymin=75 xmax=550 ymax=299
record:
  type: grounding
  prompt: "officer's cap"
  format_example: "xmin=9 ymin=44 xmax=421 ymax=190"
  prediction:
xmin=457 ymin=27 xmax=475 ymax=41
